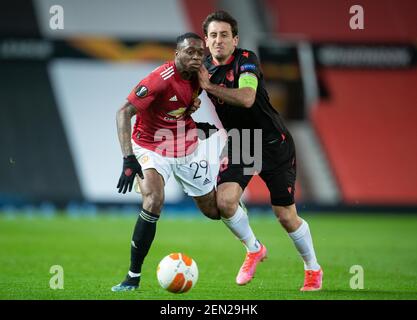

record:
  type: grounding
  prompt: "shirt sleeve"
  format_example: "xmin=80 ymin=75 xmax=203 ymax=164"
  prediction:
xmin=127 ymin=73 xmax=163 ymax=112
xmin=238 ymin=51 xmax=261 ymax=79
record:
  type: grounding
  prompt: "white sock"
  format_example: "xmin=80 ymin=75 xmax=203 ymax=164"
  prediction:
xmin=288 ymin=219 xmax=321 ymax=271
xmin=221 ymin=205 xmax=260 ymax=252
xmin=128 ymin=271 xmax=141 ymax=278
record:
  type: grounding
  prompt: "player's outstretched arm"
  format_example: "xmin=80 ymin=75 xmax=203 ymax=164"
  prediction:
xmin=116 ymin=102 xmax=144 ymax=193
xmin=116 ymin=102 xmax=137 ymax=157
xmin=198 ymin=65 xmax=256 ymax=108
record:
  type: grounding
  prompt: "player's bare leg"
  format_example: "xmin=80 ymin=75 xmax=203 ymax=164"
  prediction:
xmin=193 ymin=189 xmax=220 ymax=220
xmin=272 ymin=204 xmax=323 ymax=291
xmin=112 ymin=169 xmax=164 ymax=292
xmin=139 ymin=169 xmax=165 ymax=214
xmin=217 ymin=182 xmax=267 ymax=285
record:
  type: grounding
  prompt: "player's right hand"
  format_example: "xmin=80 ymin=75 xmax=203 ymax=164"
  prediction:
xmin=117 ymin=155 xmax=144 ymax=194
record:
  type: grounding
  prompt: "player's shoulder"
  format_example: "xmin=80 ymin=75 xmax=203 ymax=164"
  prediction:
xmin=152 ymin=61 xmax=176 ymax=81
xmin=142 ymin=61 xmax=174 ymax=90
xmin=235 ymin=48 xmax=258 ymax=62
xmin=235 ymin=48 xmax=260 ymax=74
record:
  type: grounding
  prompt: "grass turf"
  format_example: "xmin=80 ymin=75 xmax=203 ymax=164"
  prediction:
xmin=0 ymin=212 xmax=417 ymax=300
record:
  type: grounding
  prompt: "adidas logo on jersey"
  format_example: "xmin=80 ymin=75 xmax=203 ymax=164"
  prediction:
xmin=169 ymin=95 xmax=178 ymax=102
xmin=203 ymin=178 xmax=211 ymax=186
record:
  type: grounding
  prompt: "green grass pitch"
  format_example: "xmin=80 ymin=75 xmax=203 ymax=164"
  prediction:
xmin=1 ymin=212 xmax=417 ymax=300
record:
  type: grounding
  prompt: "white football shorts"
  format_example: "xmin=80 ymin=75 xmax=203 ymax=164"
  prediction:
xmin=132 ymin=131 xmax=226 ymax=197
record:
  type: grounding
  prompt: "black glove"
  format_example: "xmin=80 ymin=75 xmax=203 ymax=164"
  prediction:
xmin=117 ymin=155 xmax=144 ymax=194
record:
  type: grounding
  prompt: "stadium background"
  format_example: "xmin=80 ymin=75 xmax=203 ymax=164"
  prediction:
xmin=1 ymin=0 xmax=417 ymax=301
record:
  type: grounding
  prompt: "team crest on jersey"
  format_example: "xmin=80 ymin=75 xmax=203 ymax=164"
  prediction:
xmin=135 ymin=86 xmax=148 ymax=98
xmin=226 ymin=69 xmax=234 ymax=82
xmin=139 ymin=155 xmax=149 ymax=165
xmin=164 ymin=107 xmax=187 ymax=121
xmin=167 ymin=107 xmax=187 ymax=117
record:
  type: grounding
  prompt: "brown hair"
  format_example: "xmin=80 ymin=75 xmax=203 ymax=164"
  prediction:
xmin=202 ymin=10 xmax=238 ymax=37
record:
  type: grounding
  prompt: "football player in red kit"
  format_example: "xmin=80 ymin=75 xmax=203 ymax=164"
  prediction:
xmin=112 ymin=32 xmax=233 ymax=292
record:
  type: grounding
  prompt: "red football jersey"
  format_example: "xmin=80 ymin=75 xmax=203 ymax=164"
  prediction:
xmin=127 ymin=61 xmax=199 ymax=157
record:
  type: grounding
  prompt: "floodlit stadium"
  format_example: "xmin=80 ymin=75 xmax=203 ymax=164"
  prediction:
xmin=1 ymin=0 xmax=417 ymax=303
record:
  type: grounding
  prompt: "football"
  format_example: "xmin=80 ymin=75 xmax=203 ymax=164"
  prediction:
xmin=156 ymin=253 xmax=198 ymax=293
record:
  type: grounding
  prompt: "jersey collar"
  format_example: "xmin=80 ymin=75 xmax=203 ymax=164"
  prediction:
xmin=211 ymin=53 xmax=235 ymax=66
xmin=171 ymin=61 xmax=194 ymax=82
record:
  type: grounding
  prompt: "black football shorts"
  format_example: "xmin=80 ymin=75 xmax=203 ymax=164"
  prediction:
xmin=217 ymin=132 xmax=296 ymax=206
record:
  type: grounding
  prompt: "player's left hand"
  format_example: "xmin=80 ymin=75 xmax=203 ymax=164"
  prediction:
xmin=186 ymin=97 xmax=201 ymax=116
xmin=198 ymin=65 xmax=212 ymax=90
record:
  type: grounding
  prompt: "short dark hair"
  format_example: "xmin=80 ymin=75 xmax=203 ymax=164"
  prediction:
xmin=176 ymin=32 xmax=203 ymax=48
xmin=202 ymin=10 xmax=238 ymax=37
